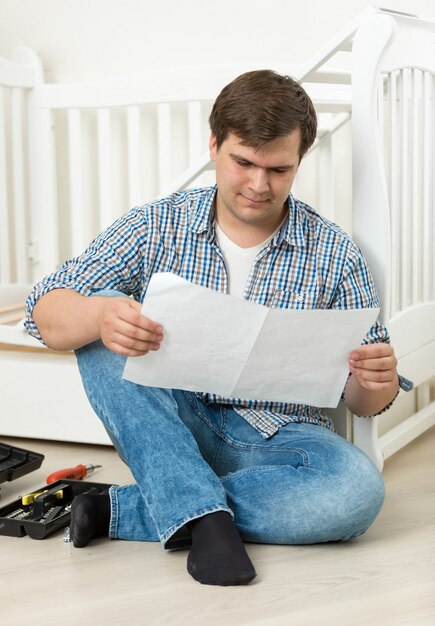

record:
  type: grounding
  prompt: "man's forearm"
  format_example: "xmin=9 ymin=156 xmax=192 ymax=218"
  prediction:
xmin=32 ymin=289 xmax=106 ymax=351
xmin=344 ymin=374 xmax=399 ymax=417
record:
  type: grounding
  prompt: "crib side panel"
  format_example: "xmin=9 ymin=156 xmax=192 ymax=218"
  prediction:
xmin=351 ymin=14 xmax=435 ymax=465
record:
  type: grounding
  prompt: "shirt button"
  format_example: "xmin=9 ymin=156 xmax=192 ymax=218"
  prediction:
xmin=297 ymin=295 xmax=304 ymax=302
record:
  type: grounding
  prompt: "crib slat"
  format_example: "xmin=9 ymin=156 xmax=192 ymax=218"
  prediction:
xmin=68 ymin=108 xmax=85 ymax=257
xmin=432 ymin=75 xmax=435 ymax=301
xmin=127 ymin=105 xmax=141 ymax=208
xmin=388 ymin=71 xmax=399 ymax=317
xmin=411 ymin=69 xmax=421 ymax=306
xmin=33 ymin=107 xmax=59 ymax=277
xmin=187 ymin=101 xmax=202 ymax=164
xmin=400 ymin=69 xmax=410 ymax=312
xmin=157 ymin=103 xmax=171 ymax=193
xmin=422 ymin=72 xmax=434 ymax=302
xmin=97 ymin=107 xmax=112 ymax=230
xmin=11 ymin=88 xmax=28 ymax=282
xmin=377 ymin=75 xmax=384 ymax=165
xmin=0 ymin=86 xmax=11 ymax=282
xmin=318 ymin=139 xmax=333 ymax=220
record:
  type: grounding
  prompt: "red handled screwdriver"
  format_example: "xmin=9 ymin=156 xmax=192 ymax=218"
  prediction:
xmin=46 ymin=464 xmax=102 ymax=484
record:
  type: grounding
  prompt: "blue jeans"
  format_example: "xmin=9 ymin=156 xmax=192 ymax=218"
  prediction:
xmin=75 ymin=293 xmax=385 ymax=549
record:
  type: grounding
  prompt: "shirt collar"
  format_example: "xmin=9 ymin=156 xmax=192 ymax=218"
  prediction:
xmin=189 ymin=185 xmax=217 ymax=237
xmin=273 ymin=194 xmax=306 ymax=248
xmin=189 ymin=186 xmax=306 ymax=248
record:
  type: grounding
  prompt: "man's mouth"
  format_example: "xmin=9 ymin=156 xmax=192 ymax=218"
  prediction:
xmin=240 ymin=194 xmax=271 ymax=205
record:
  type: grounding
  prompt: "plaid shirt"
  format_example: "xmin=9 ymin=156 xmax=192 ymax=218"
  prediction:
xmin=25 ymin=185 xmax=389 ymax=438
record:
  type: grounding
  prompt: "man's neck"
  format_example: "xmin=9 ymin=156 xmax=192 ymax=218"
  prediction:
xmin=215 ymin=224 xmax=274 ymax=248
xmin=214 ymin=205 xmax=288 ymax=248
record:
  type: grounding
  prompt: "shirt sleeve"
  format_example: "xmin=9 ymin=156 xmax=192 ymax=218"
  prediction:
xmin=25 ymin=208 xmax=147 ymax=343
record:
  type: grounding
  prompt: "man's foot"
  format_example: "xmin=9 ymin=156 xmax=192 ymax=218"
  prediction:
xmin=187 ymin=511 xmax=256 ymax=586
xmin=70 ymin=493 xmax=110 ymax=548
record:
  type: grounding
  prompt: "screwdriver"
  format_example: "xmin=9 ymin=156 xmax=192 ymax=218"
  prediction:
xmin=46 ymin=464 xmax=102 ymax=484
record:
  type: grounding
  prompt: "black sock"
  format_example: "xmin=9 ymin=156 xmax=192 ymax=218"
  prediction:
xmin=70 ymin=493 xmax=110 ymax=548
xmin=187 ymin=511 xmax=256 ymax=586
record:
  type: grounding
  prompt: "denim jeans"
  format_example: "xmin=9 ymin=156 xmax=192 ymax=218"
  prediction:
xmin=75 ymin=291 xmax=385 ymax=549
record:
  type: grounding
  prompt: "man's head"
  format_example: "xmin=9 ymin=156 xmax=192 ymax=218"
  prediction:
xmin=209 ymin=69 xmax=317 ymax=163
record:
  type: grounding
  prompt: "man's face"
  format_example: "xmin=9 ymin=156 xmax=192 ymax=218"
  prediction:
xmin=209 ymin=130 xmax=301 ymax=231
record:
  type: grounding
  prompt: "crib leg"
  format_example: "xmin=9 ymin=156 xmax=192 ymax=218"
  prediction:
xmin=353 ymin=415 xmax=384 ymax=471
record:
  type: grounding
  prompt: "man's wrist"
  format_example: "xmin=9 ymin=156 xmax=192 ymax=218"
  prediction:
xmin=348 ymin=373 xmax=414 ymax=418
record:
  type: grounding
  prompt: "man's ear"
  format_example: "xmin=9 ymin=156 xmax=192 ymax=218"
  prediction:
xmin=209 ymin=133 xmax=218 ymax=161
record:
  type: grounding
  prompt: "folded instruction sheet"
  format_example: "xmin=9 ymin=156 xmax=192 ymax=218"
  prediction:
xmin=123 ymin=273 xmax=379 ymax=407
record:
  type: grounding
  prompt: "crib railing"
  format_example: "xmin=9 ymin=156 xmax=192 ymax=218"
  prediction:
xmin=0 ymin=7 xmax=376 ymax=286
xmin=351 ymin=11 xmax=435 ymax=466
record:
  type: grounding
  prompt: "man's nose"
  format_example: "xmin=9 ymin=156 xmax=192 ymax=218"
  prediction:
xmin=248 ymin=168 xmax=269 ymax=195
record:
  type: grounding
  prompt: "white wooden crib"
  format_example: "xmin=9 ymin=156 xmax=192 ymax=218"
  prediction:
xmin=0 ymin=5 xmax=434 ymax=469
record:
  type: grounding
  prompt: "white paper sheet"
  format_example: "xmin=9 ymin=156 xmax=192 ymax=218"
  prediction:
xmin=123 ymin=272 xmax=379 ymax=407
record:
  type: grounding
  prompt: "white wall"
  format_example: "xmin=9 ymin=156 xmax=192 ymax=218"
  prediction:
xmin=1 ymin=0 xmax=435 ymax=83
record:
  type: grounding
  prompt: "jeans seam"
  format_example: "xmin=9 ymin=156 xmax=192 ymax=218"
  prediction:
xmin=220 ymin=433 xmax=309 ymax=463
xmin=108 ymin=485 xmax=119 ymax=538
xmin=161 ymin=504 xmax=234 ymax=547
xmin=211 ymin=406 xmax=227 ymax=467
xmin=185 ymin=393 xmax=224 ymax=438
xmin=220 ymin=464 xmax=309 ymax=484
xmin=186 ymin=395 xmax=310 ymax=463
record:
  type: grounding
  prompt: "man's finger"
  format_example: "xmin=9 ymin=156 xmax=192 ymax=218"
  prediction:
xmin=349 ymin=356 xmax=396 ymax=371
xmin=350 ymin=367 xmax=396 ymax=384
xmin=111 ymin=331 xmax=161 ymax=352
xmin=115 ymin=319 xmax=163 ymax=343
xmin=350 ymin=343 xmax=394 ymax=361
xmin=108 ymin=341 xmax=150 ymax=357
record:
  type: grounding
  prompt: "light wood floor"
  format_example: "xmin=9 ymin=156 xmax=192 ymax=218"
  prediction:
xmin=1 ymin=428 xmax=434 ymax=626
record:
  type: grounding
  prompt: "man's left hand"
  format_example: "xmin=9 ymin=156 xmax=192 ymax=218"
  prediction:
xmin=349 ymin=343 xmax=398 ymax=391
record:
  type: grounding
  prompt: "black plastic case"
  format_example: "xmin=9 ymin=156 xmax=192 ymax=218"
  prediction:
xmin=0 ymin=479 xmax=113 ymax=539
xmin=0 ymin=442 xmax=44 ymax=485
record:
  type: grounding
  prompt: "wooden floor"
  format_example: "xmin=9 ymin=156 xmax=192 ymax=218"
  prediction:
xmin=1 ymin=427 xmax=434 ymax=626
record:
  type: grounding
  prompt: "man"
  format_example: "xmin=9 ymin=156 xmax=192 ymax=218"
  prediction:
xmin=26 ymin=70 xmax=400 ymax=587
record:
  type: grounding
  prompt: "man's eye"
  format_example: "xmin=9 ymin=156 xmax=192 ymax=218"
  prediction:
xmin=237 ymin=160 xmax=251 ymax=167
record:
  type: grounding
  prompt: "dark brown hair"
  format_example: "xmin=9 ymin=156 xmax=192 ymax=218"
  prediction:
xmin=209 ymin=69 xmax=317 ymax=161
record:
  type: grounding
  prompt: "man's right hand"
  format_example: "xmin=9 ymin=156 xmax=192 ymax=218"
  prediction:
xmin=32 ymin=289 xmax=163 ymax=355
xmin=98 ymin=298 xmax=163 ymax=356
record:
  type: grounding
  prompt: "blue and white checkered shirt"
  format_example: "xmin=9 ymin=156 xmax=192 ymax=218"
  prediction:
xmin=25 ymin=185 xmax=389 ymax=438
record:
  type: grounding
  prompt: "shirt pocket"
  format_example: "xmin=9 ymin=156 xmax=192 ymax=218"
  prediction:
xmin=270 ymin=288 xmax=320 ymax=310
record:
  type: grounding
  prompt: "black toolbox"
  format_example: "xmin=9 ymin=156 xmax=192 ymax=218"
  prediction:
xmin=0 ymin=442 xmax=44 ymax=486
xmin=0 ymin=479 xmax=113 ymax=539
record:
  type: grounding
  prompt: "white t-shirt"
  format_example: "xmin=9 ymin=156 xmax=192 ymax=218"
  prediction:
xmin=214 ymin=222 xmax=280 ymax=298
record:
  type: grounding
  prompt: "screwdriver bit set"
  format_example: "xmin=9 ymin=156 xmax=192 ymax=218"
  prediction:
xmin=0 ymin=442 xmax=44 ymax=488
xmin=0 ymin=479 xmax=113 ymax=539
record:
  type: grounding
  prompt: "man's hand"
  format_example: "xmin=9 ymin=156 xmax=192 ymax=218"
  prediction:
xmin=32 ymin=289 xmax=163 ymax=354
xmin=349 ymin=343 xmax=398 ymax=391
xmin=345 ymin=343 xmax=399 ymax=416
xmin=98 ymin=297 xmax=163 ymax=356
